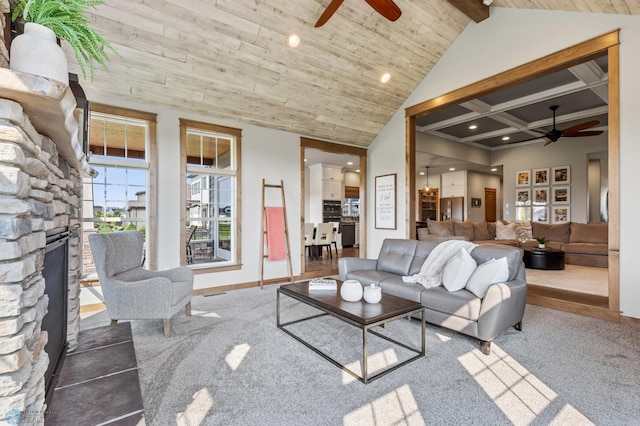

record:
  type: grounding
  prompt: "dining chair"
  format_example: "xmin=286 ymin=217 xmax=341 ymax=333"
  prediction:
xmin=304 ymin=223 xmax=315 ymax=258
xmin=313 ymin=222 xmax=334 ymax=259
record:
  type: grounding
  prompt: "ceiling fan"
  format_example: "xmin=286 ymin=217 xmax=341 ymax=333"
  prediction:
xmin=509 ymin=105 xmax=603 ymax=146
xmin=315 ymin=0 xmax=402 ymax=27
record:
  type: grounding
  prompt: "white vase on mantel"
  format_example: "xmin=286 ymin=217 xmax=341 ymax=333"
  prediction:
xmin=10 ymin=22 xmax=69 ymax=85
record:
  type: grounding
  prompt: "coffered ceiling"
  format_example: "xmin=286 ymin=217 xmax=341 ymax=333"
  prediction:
xmin=73 ymin=1 xmax=640 ymax=148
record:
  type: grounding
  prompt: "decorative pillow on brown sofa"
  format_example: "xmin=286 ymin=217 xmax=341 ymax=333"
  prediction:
xmin=473 ymin=221 xmax=491 ymax=240
xmin=570 ymin=222 xmax=608 ymax=244
xmin=454 ymin=221 xmax=475 ymax=241
xmin=487 ymin=222 xmax=497 ymax=240
xmin=427 ymin=219 xmax=454 ymax=236
xmin=532 ymin=222 xmax=571 ymax=243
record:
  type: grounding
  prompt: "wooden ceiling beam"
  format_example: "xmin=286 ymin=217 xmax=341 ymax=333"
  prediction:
xmin=445 ymin=0 xmax=490 ymax=23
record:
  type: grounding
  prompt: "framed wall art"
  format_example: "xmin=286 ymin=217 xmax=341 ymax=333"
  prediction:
xmin=375 ymin=173 xmax=396 ymax=229
xmin=552 ymin=206 xmax=570 ymax=224
xmin=533 ymin=167 xmax=549 ymax=186
xmin=516 ymin=189 xmax=531 ymax=205
xmin=552 ymin=165 xmax=571 ymax=184
xmin=532 ymin=206 xmax=549 ymax=224
xmin=515 ymin=206 xmax=531 ymax=221
xmin=533 ymin=187 xmax=549 ymax=205
xmin=552 ymin=186 xmax=570 ymax=204
xmin=516 ymin=169 xmax=531 ymax=187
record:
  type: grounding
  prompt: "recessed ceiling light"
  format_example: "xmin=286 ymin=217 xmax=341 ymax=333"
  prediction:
xmin=491 ymin=168 xmax=498 ymax=171
xmin=288 ymin=34 xmax=301 ymax=48
xmin=380 ymin=73 xmax=391 ymax=83
xmin=449 ymin=167 xmax=456 ymax=171
xmin=304 ymin=158 xmax=307 ymax=162
xmin=468 ymin=125 xmax=477 ymax=130
xmin=419 ymin=172 xmax=425 ymax=175
xmin=347 ymin=161 xmax=353 ymax=165
xmin=355 ymin=169 xmax=360 ymax=173
xmin=502 ymin=136 xmax=510 ymax=141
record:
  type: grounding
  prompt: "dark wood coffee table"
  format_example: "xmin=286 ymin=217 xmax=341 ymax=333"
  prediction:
xmin=523 ymin=248 xmax=565 ymax=270
xmin=277 ymin=281 xmax=425 ymax=384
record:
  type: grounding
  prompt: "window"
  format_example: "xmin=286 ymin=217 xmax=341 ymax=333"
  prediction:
xmin=180 ymin=119 xmax=241 ymax=269
xmin=82 ymin=105 xmax=157 ymax=273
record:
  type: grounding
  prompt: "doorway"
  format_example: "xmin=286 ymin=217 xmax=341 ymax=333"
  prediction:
xmin=484 ymin=188 xmax=496 ymax=222
xmin=405 ymin=32 xmax=620 ymax=321
xmin=300 ymin=137 xmax=367 ymax=278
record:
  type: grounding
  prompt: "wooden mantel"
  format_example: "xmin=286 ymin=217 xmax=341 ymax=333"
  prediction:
xmin=0 ymin=68 xmax=96 ymax=177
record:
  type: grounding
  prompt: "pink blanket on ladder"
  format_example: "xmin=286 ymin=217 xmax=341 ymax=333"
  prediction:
xmin=265 ymin=207 xmax=287 ymax=261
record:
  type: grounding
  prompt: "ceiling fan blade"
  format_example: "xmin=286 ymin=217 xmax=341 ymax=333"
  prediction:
xmin=363 ymin=0 xmax=402 ymax=21
xmin=508 ymin=136 xmax=545 ymax=144
xmin=562 ymin=120 xmax=600 ymax=135
xmin=563 ymin=130 xmax=604 ymax=138
xmin=315 ymin=0 xmax=345 ymax=27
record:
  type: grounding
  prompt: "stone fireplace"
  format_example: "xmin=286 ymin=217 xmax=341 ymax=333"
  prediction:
xmin=0 ymin=5 xmax=93 ymax=418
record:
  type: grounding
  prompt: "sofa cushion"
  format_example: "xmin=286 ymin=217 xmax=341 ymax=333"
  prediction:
xmin=470 ymin=244 xmax=523 ymax=282
xmin=408 ymin=241 xmax=440 ymax=275
xmin=453 ymin=221 xmax=475 ymax=240
xmin=476 ymin=239 xmax=521 ymax=247
xmin=487 ymin=222 xmax=497 ymax=239
xmin=427 ymin=219 xmax=454 ymax=236
xmin=465 ymin=257 xmax=509 ymax=298
xmin=514 ymin=220 xmax=533 ymax=241
xmin=346 ymin=270 xmax=399 ymax=286
xmin=420 ymin=286 xmax=481 ymax=322
xmin=570 ymin=223 xmax=608 ymax=244
xmin=376 ymin=239 xmax=417 ymax=275
xmin=377 ymin=276 xmax=425 ymax=302
xmin=562 ymin=243 xmax=608 ymax=256
xmin=442 ymin=248 xmax=477 ymax=292
xmin=473 ymin=221 xmax=491 ymax=241
xmin=496 ymin=221 xmax=517 ymax=240
xmin=532 ymin=222 xmax=570 ymax=243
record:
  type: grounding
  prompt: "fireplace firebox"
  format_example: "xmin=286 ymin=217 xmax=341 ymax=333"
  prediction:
xmin=42 ymin=227 xmax=70 ymax=404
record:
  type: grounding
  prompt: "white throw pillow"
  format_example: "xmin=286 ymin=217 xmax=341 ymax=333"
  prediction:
xmin=465 ymin=257 xmax=510 ymax=298
xmin=495 ymin=221 xmax=517 ymax=240
xmin=442 ymin=248 xmax=477 ymax=292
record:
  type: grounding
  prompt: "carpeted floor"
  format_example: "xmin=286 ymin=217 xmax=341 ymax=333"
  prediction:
xmin=525 ymin=265 xmax=608 ymax=296
xmin=81 ymin=285 xmax=639 ymax=426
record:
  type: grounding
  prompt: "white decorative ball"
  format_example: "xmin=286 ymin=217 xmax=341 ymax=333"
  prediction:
xmin=340 ymin=280 xmax=363 ymax=302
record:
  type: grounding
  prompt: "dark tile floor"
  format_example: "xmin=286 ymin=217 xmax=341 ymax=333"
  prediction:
xmin=46 ymin=323 xmax=145 ymax=425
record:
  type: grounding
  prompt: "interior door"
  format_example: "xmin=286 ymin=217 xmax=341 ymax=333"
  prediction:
xmin=485 ymin=188 xmax=496 ymax=222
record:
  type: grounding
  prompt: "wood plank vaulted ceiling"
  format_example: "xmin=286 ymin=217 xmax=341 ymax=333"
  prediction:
xmin=76 ymin=0 xmax=640 ymax=148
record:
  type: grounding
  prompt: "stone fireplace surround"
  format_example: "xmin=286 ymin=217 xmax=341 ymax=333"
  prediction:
xmin=0 ymin=9 xmax=94 ymax=419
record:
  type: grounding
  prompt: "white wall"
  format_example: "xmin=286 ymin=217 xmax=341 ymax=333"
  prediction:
xmin=466 ymin=171 xmax=501 ymax=223
xmin=367 ymin=8 xmax=640 ymax=319
xmin=85 ymin=95 xmax=303 ymax=290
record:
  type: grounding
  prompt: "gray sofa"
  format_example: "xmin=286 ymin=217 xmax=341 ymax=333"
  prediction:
xmin=339 ymin=239 xmax=527 ymax=355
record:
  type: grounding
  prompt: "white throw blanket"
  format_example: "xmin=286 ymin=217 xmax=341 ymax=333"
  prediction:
xmin=402 ymin=240 xmax=478 ymax=289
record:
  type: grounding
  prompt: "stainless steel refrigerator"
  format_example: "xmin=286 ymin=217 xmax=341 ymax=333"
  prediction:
xmin=440 ymin=197 xmax=464 ymax=221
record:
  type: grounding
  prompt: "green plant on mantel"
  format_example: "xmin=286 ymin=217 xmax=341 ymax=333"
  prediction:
xmin=11 ymin=0 xmax=118 ymax=79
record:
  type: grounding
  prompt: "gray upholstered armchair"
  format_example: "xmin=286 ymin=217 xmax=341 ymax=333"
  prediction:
xmin=89 ymin=231 xmax=194 ymax=337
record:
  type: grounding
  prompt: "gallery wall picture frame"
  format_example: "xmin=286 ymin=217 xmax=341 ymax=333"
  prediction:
xmin=516 ymin=169 xmax=531 ymax=187
xmin=552 ymin=185 xmax=571 ymax=204
xmin=471 ymin=198 xmax=482 ymax=208
xmin=533 ymin=187 xmax=549 ymax=205
xmin=533 ymin=168 xmax=549 ymax=186
xmin=552 ymin=165 xmax=571 ymax=184
xmin=516 ymin=189 xmax=531 ymax=206
xmin=532 ymin=206 xmax=549 ymax=224
xmin=375 ymin=173 xmax=396 ymax=230
xmin=515 ymin=206 xmax=532 ymax=221
xmin=552 ymin=206 xmax=571 ymax=224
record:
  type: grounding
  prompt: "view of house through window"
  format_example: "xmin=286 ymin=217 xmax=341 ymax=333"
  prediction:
xmin=82 ymin=108 xmax=154 ymax=275
xmin=182 ymin=121 xmax=239 ymax=267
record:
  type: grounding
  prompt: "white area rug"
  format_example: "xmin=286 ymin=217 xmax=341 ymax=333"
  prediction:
xmin=525 ymin=264 xmax=608 ymax=296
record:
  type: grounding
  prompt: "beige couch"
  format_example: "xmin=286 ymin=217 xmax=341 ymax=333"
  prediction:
xmin=418 ymin=220 xmax=608 ymax=268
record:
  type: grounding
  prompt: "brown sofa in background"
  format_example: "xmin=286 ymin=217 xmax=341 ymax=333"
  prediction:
xmin=418 ymin=219 xmax=608 ymax=268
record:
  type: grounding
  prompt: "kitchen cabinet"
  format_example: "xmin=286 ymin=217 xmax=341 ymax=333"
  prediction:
xmin=323 ymin=181 xmax=342 ymax=200
xmin=441 ymin=171 xmax=466 ymax=198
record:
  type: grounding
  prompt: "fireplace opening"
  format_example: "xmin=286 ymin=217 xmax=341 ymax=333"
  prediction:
xmin=42 ymin=227 xmax=70 ymax=404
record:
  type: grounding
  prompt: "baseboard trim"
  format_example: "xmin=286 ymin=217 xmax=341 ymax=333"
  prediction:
xmin=526 ymin=294 xmax=620 ymax=322
xmin=620 ymin=314 xmax=640 ymax=328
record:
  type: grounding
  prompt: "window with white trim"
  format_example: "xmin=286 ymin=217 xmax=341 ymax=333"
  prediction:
xmin=181 ymin=119 xmax=241 ymax=268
